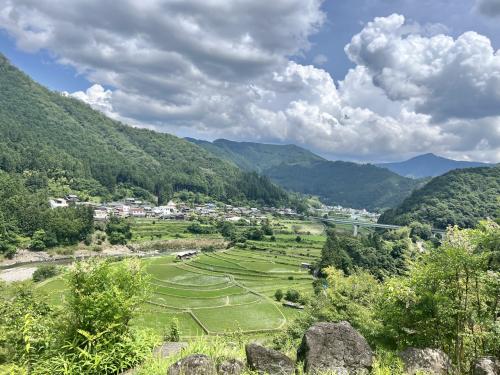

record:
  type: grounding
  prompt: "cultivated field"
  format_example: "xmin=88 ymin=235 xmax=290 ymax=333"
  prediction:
xmin=36 ymin=219 xmax=325 ymax=337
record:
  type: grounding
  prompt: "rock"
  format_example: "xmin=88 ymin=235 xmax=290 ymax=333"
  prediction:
xmin=167 ymin=354 xmax=216 ymax=375
xmin=472 ymin=357 xmax=500 ymax=375
xmin=217 ymin=358 xmax=245 ymax=375
xmin=399 ymin=348 xmax=452 ymax=374
xmin=154 ymin=342 xmax=188 ymax=358
xmin=245 ymin=343 xmax=295 ymax=375
xmin=297 ymin=321 xmax=373 ymax=374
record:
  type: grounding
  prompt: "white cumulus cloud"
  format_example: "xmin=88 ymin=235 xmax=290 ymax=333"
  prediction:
xmin=0 ymin=2 xmax=498 ymax=162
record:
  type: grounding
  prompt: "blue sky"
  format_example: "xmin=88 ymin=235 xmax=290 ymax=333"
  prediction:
xmin=0 ymin=0 xmax=499 ymax=162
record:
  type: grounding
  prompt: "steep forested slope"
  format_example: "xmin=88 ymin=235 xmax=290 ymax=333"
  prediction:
xmin=379 ymin=166 xmax=500 ymax=228
xmin=0 ymin=54 xmax=290 ymax=207
xmin=265 ymin=160 xmax=421 ymax=210
xmin=189 ymin=138 xmax=421 ymax=210
xmin=187 ymin=138 xmax=324 ymax=172
xmin=377 ymin=153 xmax=494 ymax=178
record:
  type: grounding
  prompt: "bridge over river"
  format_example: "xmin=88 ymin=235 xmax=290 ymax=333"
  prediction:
xmin=310 ymin=217 xmax=446 ymax=238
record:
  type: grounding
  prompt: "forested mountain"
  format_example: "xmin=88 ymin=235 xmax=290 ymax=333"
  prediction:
xmin=0 ymin=54 xmax=291 ymax=207
xmin=187 ymin=138 xmax=324 ymax=172
xmin=189 ymin=138 xmax=421 ymax=210
xmin=376 ymin=153 xmax=494 ymax=178
xmin=379 ymin=166 xmax=500 ymax=229
xmin=265 ymin=160 xmax=421 ymax=210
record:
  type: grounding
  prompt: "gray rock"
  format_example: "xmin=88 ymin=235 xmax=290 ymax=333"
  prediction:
xmin=168 ymin=354 xmax=216 ymax=375
xmin=245 ymin=343 xmax=295 ymax=375
xmin=297 ymin=321 xmax=372 ymax=374
xmin=472 ymin=357 xmax=500 ymax=375
xmin=399 ymin=348 xmax=452 ymax=374
xmin=217 ymin=358 xmax=245 ymax=375
xmin=154 ymin=342 xmax=188 ymax=358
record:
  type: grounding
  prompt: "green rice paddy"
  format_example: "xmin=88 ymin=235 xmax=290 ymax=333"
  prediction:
xmin=36 ymin=219 xmax=325 ymax=337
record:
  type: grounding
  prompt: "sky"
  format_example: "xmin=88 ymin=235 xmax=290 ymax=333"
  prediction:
xmin=0 ymin=0 xmax=499 ymax=163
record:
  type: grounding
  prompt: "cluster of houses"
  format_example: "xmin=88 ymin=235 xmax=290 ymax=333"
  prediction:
xmin=311 ymin=204 xmax=380 ymax=222
xmin=48 ymin=195 xmax=301 ymax=222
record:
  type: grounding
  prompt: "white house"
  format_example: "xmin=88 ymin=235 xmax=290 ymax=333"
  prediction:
xmin=93 ymin=209 xmax=108 ymax=220
xmin=49 ymin=198 xmax=68 ymax=209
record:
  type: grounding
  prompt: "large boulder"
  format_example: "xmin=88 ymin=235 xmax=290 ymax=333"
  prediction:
xmin=245 ymin=343 xmax=295 ymax=375
xmin=217 ymin=358 xmax=245 ymax=375
xmin=297 ymin=321 xmax=373 ymax=374
xmin=399 ymin=348 xmax=452 ymax=374
xmin=472 ymin=357 xmax=500 ymax=375
xmin=167 ymin=354 xmax=216 ymax=375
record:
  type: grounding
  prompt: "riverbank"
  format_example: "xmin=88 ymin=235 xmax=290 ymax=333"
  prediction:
xmin=0 ymin=246 xmax=157 ymax=282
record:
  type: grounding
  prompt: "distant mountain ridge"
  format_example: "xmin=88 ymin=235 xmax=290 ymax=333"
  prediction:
xmin=376 ymin=153 xmax=494 ymax=178
xmin=186 ymin=138 xmax=324 ymax=172
xmin=188 ymin=138 xmax=422 ymax=210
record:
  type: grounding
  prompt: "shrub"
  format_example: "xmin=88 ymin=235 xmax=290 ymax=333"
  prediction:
xmin=165 ymin=318 xmax=180 ymax=342
xmin=91 ymin=245 xmax=102 ymax=252
xmin=285 ymin=289 xmax=300 ymax=303
xmin=201 ymin=245 xmax=216 ymax=253
xmin=32 ymin=264 xmax=59 ymax=282
xmin=274 ymin=289 xmax=283 ymax=301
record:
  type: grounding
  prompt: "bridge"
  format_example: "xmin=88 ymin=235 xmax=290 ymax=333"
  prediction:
xmin=310 ymin=217 xmax=446 ymax=238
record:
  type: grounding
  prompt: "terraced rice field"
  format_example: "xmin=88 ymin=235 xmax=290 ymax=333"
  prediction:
xmin=130 ymin=219 xmax=221 ymax=242
xmin=37 ymin=247 xmax=315 ymax=336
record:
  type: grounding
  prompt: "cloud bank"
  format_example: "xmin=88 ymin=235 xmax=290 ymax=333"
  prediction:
xmin=0 ymin=1 xmax=499 ymax=162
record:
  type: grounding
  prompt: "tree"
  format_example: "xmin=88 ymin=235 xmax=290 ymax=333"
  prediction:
xmin=30 ymin=229 xmax=47 ymax=251
xmin=378 ymin=225 xmax=500 ymax=372
xmin=261 ymin=221 xmax=273 ymax=236
xmin=285 ymin=289 xmax=300 ymax=303
xmin=274 ymin=289 xmax=284 ymax=301
xmin=409 ymin=221 xmax=432 ymax=241
xmin=106 ymin=216 xmax=132 ymax=245
xmin=217 ymin=221 xmax=236 ymax=240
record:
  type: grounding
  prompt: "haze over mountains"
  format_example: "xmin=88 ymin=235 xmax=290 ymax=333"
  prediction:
xmin=376 ymin=153 xmax=495 ymax=178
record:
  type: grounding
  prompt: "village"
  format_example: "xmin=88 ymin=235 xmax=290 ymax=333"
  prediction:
xmin=49 ymin=195 xmax=302 ymax=222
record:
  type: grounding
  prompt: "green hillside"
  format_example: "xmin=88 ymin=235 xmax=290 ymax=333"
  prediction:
xmin=0 ymin=54 xmax=289 ymax=207
xmin=265 ymin=161 xmax=420 ymax=210
xmin=188 ymin=138 xmax=420 ymax=210
xmin=379 ymin=166 xmax=500 ymax=228
xmin=187 ymin=138 xmax=324 ymax=172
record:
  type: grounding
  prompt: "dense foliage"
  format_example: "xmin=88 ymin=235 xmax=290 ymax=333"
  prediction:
xmin=0 ymin=259 xmax=155 ymax=374
xmin=0 ymin=171 xmax=94 ymax=257
xmin=379 ymin=166 xmax=500 ymax=229
xmin=106 ymin=217 xmax=132 ymax=245
xmin=0 ymin=54 xmax=294 ymax=210
xmin=275 ymin=222 xmax=500 ymax=374
xmin=317 ymin=228 xmax=414 ymax=280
